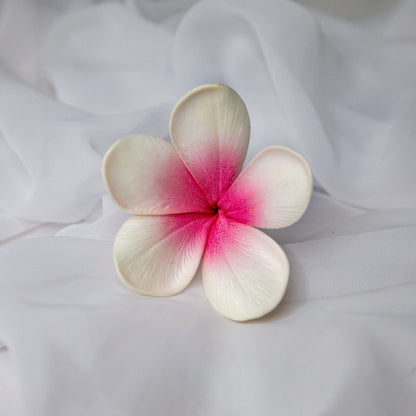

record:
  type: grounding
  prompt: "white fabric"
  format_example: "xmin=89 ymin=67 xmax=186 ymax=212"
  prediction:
xmin=0 ymin=0 xmax=416 ymax=414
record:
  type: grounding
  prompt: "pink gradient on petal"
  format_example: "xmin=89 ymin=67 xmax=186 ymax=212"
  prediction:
xmin=155 ymin=152 xmax=212 ymax=214
xmin=204 ymin=210 xmax=242 ymax=260
xmin=164 ymin=212 xmax=217 ymax=250
xmin=217 ymin=176 xmax=265 ymax=225
xmin=182 ymin=145 xmax=244 ymax=208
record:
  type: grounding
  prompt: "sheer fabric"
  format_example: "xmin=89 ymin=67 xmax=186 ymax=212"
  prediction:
xmin=0 ymin=0 xmax=415 ymax=414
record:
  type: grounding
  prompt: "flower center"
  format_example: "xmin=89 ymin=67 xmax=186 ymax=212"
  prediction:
xmin=211 ymin=201 xmax=227 ymax=217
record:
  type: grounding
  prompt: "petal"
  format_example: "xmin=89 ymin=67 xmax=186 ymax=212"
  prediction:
xmin=103 ymin=134 xmax=211 ymax=214
xmin=170 ymin=84 xmax=250 ymax=207
xmin=218 ymin=146 xmax=312 ymax=229
xmin=202 ymin=212 xmax=289 ymax=321
xmin=114 ymin=213 xmax=216 ymax=296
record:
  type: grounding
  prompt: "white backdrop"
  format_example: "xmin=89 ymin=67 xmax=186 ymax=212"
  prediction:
xmin=0 ymin=0 xmax=415 ymax=414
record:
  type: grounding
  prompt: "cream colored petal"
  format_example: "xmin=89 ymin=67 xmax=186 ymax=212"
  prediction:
xmin=202 ymin=212 xmax=289 ymax=321
xmin=219 ymin=146 xmax=312 ymax=229
xmin=170 ymin=84 xmax=250 ymax=206
xmin=102 ymin=134 xmax=210 ymax=214
xmin=114 ymin=213 xmax=215 ymax=296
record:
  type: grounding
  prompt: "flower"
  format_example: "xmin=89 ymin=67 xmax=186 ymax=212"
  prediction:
xmin=102 ymin=84 xmax=312 ymax=321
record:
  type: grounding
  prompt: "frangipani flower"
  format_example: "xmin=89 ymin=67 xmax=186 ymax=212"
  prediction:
xmin=103 ymin=84 xmax=312 ymax=321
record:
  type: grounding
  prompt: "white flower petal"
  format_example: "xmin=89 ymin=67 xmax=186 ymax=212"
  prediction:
xmin=103 ymin=134 xmax=211 ymax=214
xmin=219 ymin=146 xmax=312 ymax=229
xmin=114 ymin=213 xmax=215 ymax=296
xmin=202 ymin=212 xmax=289 ymax=321
xmin=170 ymin=84 xmax=250 ymax=206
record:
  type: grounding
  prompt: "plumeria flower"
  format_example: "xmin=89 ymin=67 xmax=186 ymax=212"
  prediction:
xmin=102 ymin=84 xmax=312 ymax=321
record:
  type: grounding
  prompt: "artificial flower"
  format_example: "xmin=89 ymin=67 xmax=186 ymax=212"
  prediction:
xmin=102 ymin=84 xmax=312 ymax=321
